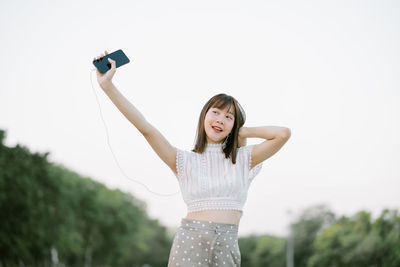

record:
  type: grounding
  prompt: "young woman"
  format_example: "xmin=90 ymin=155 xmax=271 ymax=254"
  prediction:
xmin=94 ymin=51 xmax=291 ymax=267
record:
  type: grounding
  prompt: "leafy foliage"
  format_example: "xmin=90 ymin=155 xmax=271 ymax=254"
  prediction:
xmin=0 ymin=129 xmax=172 ymax=266
xmin=1 ymin=129 xmax=399 ymax=266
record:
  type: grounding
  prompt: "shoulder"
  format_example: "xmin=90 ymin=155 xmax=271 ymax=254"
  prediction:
xmin=176 ymin=147 xmax=197 ymax=156
xmin=236 ymin=144 xmax=263 ymax=179
xmin=175 ymin=147 xmax=198 ymax=164
xmin=236 ymin=144 xmax=255 ymax=155
xmin=235 ymin=145 xmax=255 ymax=165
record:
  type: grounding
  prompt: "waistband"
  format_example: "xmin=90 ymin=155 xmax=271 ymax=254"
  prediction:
xmin=180 ymin=218 xmax=239 ymax=234
xmin=186 ymin=198 xmax=244 ymax=213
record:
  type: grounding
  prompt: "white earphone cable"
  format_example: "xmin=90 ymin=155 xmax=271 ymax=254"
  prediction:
xmin=90 ymin=69 xmax=180 ymax=197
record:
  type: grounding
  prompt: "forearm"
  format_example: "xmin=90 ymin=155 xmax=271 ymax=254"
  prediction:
xmin=100 ymin=81 xmax=150 ymax=134
xmin=240 ymin=126 xmax=291 ymax=141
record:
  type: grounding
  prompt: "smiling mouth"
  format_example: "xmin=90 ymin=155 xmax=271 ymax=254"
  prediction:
xmin=212 ymin=126 xmax=223 ymax=133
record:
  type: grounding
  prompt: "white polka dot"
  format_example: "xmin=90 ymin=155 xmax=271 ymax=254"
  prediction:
xmin=191 ymin=237 xmax=194 ymax=240
xmin=226 ymin=245 xmax=229 ymax=248
xmin=207 ymin=241 xmax=210 ymax=244
xmin=205 ymin=231 xmax=208 ymax=234
xmin=184 ymin=250 xmax=187 ymax=254
xmin=230 ymin=237 xmax=232 ymax=240
xmin=205 ymin=248 xmax=208 ymax=251
xmin=177 ymin=245 xmax=180 ymax=248
xmin=223 ymin=261 xmax=226 ymax=265
xmin=183 ymin=258 xmax=185 ymax=261
xmin=191 ymin=246 xmax=194 ymax=249
xmin=202 ymin=224 xmax=205 ymax=227
xmin=198 ymin=243 xmax=201 ymax=245
xmin=182 ymin=240 xmax=185 ymax=243
xmin=196 ymin=253 xmax=199 ymax=256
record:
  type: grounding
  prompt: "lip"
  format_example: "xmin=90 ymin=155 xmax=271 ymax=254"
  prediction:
xmin=212 ymin=125 xmax=224 ymax=132
xmin=212 ymin=127 xmax=222 ymax=134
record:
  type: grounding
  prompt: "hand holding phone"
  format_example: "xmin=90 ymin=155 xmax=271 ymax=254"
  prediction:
xmin=93 ymin=50 xmax=130 ymax=86
xmin=93 ymin=49 xmax=130 ymax=73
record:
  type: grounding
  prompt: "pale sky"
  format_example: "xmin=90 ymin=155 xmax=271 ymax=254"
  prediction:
xmin=1 ymin=0 xmax=399 ymax=237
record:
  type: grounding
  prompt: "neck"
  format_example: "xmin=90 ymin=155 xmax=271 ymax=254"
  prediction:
xmin=204 ymin=143 xmax=224 ymax=152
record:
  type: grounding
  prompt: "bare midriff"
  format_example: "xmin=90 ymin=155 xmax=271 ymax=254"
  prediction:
xmin=185 ymin=209 xmax=243 ymax=225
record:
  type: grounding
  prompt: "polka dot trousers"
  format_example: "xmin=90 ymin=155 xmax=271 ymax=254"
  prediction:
xmin=168 ymin=218 xmax=241 ymax=267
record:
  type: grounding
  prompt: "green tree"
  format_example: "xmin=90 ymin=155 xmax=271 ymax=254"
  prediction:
xmin=0 ymin=129 xmax=172 ymax=266
xmin=0 ymin=130 xmax=59 ymax=266
xmin=238 ymin=235 xmax=259 ymax=266
xmin=254 ymin=235 xmax=286 ymax=267
xmin=290 ymin=205 xmax=335 ymax=267
xmin=308 ymin=209 xmax=400 ymax=267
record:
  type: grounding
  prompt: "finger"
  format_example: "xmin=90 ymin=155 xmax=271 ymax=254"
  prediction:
xmin=105 ymin=50 xmax=109 ymax=55
xmin=108 ymin=58 xmax=116 ymax=68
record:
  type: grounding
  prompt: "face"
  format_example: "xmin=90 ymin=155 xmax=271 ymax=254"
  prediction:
xmin=204 ymin=105 xmax=235 ymax=144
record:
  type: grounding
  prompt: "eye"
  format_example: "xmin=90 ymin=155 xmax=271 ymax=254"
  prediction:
xmin=213 ymin=110 xmax=218 ymax=114
xmin=226 ymin=115 xmax=233 ymax=120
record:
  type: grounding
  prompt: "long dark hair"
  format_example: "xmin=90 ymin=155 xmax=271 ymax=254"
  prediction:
xmin=192 ymin=93 xmax=246 ymax=164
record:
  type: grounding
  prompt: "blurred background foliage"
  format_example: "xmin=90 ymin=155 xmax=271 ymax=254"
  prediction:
xmin=1 ymin=129 xmax=399 ymax=267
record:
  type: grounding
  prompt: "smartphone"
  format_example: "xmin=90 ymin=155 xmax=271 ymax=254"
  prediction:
xmin=93 ymin=49 xmax=130 ymax=73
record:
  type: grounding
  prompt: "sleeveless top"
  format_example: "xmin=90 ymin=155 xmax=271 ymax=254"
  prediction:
xmin=174 ymin=143 xmax=263 ymax=213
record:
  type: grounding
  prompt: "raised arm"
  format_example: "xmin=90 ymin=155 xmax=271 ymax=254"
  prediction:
xmin=94 ymin=51 xmax=177 ymax=174
xmin=238 ymin=126 xmax=291 ymax=169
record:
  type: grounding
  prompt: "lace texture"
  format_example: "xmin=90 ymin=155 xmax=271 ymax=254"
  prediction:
xmin=175 ymin=143 xmax=263 ymax=212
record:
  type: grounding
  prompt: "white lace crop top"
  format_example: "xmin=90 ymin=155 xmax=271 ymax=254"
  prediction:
xmin=175 ymin=143 xmax=263 ymax=213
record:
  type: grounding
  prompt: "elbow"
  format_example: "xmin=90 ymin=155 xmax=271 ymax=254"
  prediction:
xmin=140 ymin=126 xmax=151 ymax=136
xmin=139 ymin=122 xmax=155 ymax=137
xmin=279 ymin=127 xmax=291 ymax=140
